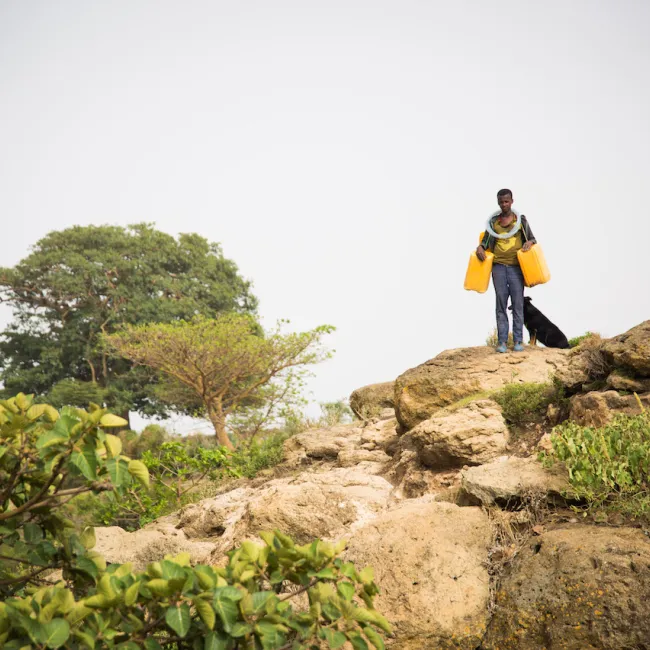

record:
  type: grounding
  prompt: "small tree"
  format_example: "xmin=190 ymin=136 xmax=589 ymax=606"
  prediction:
xmin=105 ymin=315 xmax=334 ymax=449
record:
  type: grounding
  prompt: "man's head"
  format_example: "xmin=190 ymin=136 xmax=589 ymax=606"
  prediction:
xmin=496 ymin=188 xmax=513 ymax=214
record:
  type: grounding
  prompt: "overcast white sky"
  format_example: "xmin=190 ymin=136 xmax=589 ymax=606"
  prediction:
xmin=1 ymin=1 xmax=649 ymax=433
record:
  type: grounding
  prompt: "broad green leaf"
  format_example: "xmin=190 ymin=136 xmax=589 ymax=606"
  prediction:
xmin=79 ymin=526 xmax=96 ymax=550
xmin=358 ymin=567 xmax=374 ymax=585
xmin=352 ymin=608 xmax=391 ymax=633
xmin=194 ymin=598 xmax=216 ymax=630
xmin=104 ymin=434 xmax=122 ymax=458
xmin=165 ymin=603 xmax=191 ymax=638
xmin=125 ymin=582 xmax=140 ymax=606
xmin=230 ymin=621 xmax=252 ymax=638
xmin=322 ymin=628 xmax=347 ymax=649
xmin=213 ymin=592 xmax=239 ymax=632
xmin=105 ymin=457 xmax=130 ymax=487
xmin=127 ymin=459 xmax=150 ymax=487
xmin=347 ymin=632 xmax=370 ymax=650
xmin=35 ymin=429 xmax=69 ymax=450
xmin=337 ymin=581 xmax=355 ymax=602
xmin=144 ymin=639 xmax=163 ymax=650
xmin=70 ymin=443 xmax=98 ymax=480
xmin=256 ymin=620 xmax=288 ymax=648
xmin=42 ymin=619 xmax=70 ymax=649
xmin=100 ymin=413 xmax=129 ymax=428
xmin=24 ymin=523 xmax=43 ymax=544
xmin=204 ymin=631 xmax=229 ymax=650
xmin=73 ymin=630 xmax=96 ymax=649
xmin=26 ymin=404 xmax=49 ymax=420
xmin=195 ymin=566 xmax=216 ymax=589
xmin=363 ymin=626 xmax=386 ymax=650
xmin=147 ymin=579 xmax=172 ymax=596
xmin=315 ymin=568 xmax=336 ymax=579
xmin=15 ymin=392 xmax=32 ymax=411
xmin=74 ymin=556 xmax=99 ymax=579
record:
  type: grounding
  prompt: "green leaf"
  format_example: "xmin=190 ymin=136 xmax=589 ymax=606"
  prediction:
xmin=105 ymin=457 xmax=130 ymax=487
xmin=100 ymin=413 xmax=129 ymax=428
xmin=35 ymin=429 xmax=69 ymax=450
xmin=194 ymin=598 xmax=216 ymax=630
xmin=74 ymin=556 xmax=99 ymax=579
xmin=144 ymin=639 xmax=163 ymax=650
xmin=358 ymin=567 xmax=374 ymax=585
xmin=256 ymin=620 xmax=287 ymax=648
xmin=79 ymin=526 xmax=96 ymax=550
xmin=230 ymin=621 xmax=252 ymax=637
xmin=322 ymin=628 xmax=347 ymax=649
xmin=127 ymin=459 xmax=150 ymax=488
xmin=204 ymin=631 xmax=229 ymax=650
xmin=347 ymin=631 xmax=370 ymax=650
xmin=213 ymin=592 xmax=239 ymax=633
xmin=337 ymin=581 xmax=355 ymax=602
xmin=104 ymin=433 xmax=122 ymax=458
xmin=165 ymin=603 xmax=191 ymax=638
xmin=24 ymin=522 xmax=43 ymax=544
xmin=363 ymin=626 xmax=385 ymax=650
xmin=315 ymin=568 xmax=336 ymax=579
xmin=71 ymin=443 xmax=98 ymax=480
xmin=26 ymin=404 xmax=49 ymax=420
xmin=42 ymin=619 xmax=70 ymax=649
xmin=125 ymin=581 xmax=140 ymax=606
xmin=352 ymin=609 xmax=391 ymax=634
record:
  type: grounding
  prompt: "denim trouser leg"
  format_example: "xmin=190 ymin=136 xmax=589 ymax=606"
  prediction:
xmin=492 ymin=264 xmax=525 ymax=344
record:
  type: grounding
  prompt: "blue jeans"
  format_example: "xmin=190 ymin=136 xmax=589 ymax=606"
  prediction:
xmin=492 ymin=263 xmax=524 ymax=345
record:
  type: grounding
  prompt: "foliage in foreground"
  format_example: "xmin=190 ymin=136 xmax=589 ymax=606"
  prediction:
xmin=542 ymin=401 xmax=650 ymax=518
xmin=0 ymin=394 xmax=389 ymax=649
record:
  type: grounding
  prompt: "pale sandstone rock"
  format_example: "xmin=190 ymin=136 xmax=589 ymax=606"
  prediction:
xmin=349 ymin=381 xmax=395 ymax=418
xmin=601 ymin=320 xmax=650 ymax=376
xmin=569 ymin=390 xmax=650 ymax=428
xmin=395 ymin=346 xmax=569 ymax=431
xmin=345 ymin=499 xmax=492 ymax=649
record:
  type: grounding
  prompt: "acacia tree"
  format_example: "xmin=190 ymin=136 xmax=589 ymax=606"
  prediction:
xmin=105 ymin=315 xmax=334 ymax=448
xmin=0 ymin=224 xmax=257 ymax=423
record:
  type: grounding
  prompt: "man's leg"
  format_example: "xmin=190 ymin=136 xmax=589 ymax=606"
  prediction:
xmin=509 ymin=265 xmax=525 ymax=344
xmin=492 ymin=264 xmax=510 ymax=345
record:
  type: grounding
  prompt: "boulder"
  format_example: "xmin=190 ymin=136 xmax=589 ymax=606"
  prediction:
xmin=94 ymin=522 xmax=216 ymax=571
xmin=409 ymin=399 xmax=508 ymax=469
xmin=601 ymin=320 xmax=650 ymax=376
xmin=349 ymin=381 xmax=395 ymax=418
xmin=283 ymin=424 xmax=363 ymax=464
xmin=345 ymin=499 xmax=492 ymax=649
xmin=394 ymin=346 xmax=569 ymax=431
xmin=359 ymin=417 xmax=400 ymax=455
xmin=337 ymin=448 xmax=390 ymax=467
xmin=569 ymin=390 xmax=650 ymax=428
xmin=460 ymin=456 xmax=570 ymax=505
xmin=483 ymin=526 xmax=650 ymax=650
xmin=606 ymin=369 xmax=650 ymax=392
xmin=176 ymin=467 xmax=393 ymax=555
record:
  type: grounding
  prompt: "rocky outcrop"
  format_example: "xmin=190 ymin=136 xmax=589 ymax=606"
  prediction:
xmin=395 ymin=346 xmax=569 ymax=431
xmin=175 ymin=467 xmax=394 ymax=555
xmin=569 ymin=390 xmax=650 ymax=428
xmin=345 ymin=499 xmax=492 ymax=649
xmin=460 ymin=456 xmax=571 ymax=505
xmin=349 ymin=381 xmax=395 ymax=418
xmin=409 ymin=399 xmax=508 ymax=469
xmin=601 ymin=320 xmax=650 ymax=376
xmin=94 ymin=522 xmax=216 ymax=571
xmin=483 ymin=526 xmax=650 ymax=650
xmin=606 ymin=369 xmax=650 ymax=392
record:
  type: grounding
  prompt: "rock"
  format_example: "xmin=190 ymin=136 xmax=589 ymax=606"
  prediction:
xmin=601 ymin=320 xmax=650 ymax=377
xmin=176 ymin=467 xmax=393 ymax=555
xmin=394 ymin=346 xmax=569 ymax=431
xmin=349 ymin=381 xmax=395 ymax=418
xmin=337 ymin=448 xmax=390 ymax=467
xmin=409 ymin=399 xmax=508 ymax=469
xmin=345 ymin=499 xmax=492 ymax=649
xmin=283 ymin=424 xmax=363 ymax=464
xmin=569 ymin=390 xmax=650 ymax=428
xmin=359 ymin=417 xmax=400 ymax=454
xmin=94 ymin=523 xmax=216 ymax=571
xmin=483 ymin=526 xmax=650 ymax=650
xmin=460 ymin=456 xmax=570 ymax=505
xmin=606 ymin=368 xmax=650 ymax=392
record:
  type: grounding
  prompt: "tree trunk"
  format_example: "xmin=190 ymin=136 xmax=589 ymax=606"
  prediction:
xmin=207 ymin=402 xmax=234 ymax=450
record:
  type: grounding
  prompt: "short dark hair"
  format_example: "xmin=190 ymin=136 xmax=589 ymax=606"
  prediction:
xmin=497 ymin=188 xmax=513 ymax=199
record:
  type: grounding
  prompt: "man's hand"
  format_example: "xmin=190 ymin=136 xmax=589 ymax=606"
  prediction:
xmin=521 ymin=241 xmax=535 ymax=253
xmin=476 ymin=245 xmax=487 ymax=261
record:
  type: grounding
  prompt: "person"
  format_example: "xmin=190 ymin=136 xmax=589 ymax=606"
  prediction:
xmin=476 ymin=189 xmax=537 ymax=353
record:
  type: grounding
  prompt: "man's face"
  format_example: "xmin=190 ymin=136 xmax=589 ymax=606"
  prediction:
xmin=498 ymin=194 xmax=513 ymax=214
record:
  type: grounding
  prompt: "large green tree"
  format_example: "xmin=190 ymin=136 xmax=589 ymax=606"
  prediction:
xmin=0 ymin=224 xmax=257 ymax=422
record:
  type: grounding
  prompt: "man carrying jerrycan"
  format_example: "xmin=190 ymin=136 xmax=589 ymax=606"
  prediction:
xmin=476 ymin=189 xmax=537 ymax=353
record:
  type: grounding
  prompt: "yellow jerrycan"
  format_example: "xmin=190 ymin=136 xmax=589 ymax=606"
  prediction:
xmin=464 ymin=231 xmax=494 ymax=293
xmin=517 ymin=244 xmax=551 ymax=287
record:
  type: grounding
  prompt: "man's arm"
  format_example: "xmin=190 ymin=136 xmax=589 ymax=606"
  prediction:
xmin=477 ymin=231 xmax=490 ymax=261
xmin=521 ymin=216 xmax=536 ymax=252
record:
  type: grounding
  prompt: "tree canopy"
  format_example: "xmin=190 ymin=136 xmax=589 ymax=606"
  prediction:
xmin=105 ymin=315 xmax=334 ymax=448
xmin=0 ymin=224 xmax=257 ymax=421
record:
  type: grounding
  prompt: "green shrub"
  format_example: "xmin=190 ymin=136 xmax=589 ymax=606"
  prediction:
xmin=0 ymin=394 xmax=389 ymax=649
xmin=568 ymin=331 xmax=600 ymax=348
xmin=230 ymin=431 xmax=290 ymax=478
xmin=493 ymin=382 xmax=558 ymax=425
xmin=542 ymin=406 xmax=650 ymax=509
